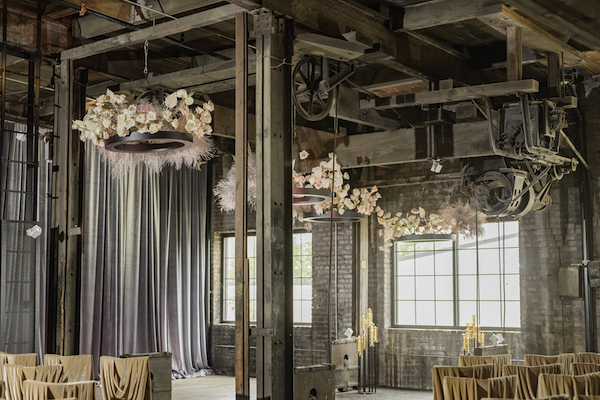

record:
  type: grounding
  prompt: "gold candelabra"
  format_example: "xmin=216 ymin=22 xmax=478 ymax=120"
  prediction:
xmin=357 ymin=308 xmax=378 ymax=394
xmin=462 ymin=314 xmax=484 ymax=355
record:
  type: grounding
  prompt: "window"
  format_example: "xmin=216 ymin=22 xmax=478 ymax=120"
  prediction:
xmin=393 ymin=221 xmax=520 ymax=328
xmin=222 ymin=232 xmax=312 ymax=324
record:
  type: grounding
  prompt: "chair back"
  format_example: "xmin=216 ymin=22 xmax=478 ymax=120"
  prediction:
xmin=100 ymin=356 xmax=151 ymax=400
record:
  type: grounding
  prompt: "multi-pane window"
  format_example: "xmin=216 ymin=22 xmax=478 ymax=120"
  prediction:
xmin=393 ymin=221 xmax=520 ymax=328
xmin=222 ymin=232 xmax=312 ymax=324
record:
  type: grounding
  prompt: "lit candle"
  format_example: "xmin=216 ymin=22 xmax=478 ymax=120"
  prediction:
xmin=356 ymin=337 xmax=362 ymax=354
xmin=472 ymin=314 xmax=476 ymax=325
xmin=367 ymin=308 xmax=373 ymax=326
xmin=362 ymin=332 xmax=367 ymax=350
xmin=373 ymin=326 xmax=378 ymax=343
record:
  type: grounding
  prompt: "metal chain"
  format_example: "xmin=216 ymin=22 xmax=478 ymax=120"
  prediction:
xmin=143 ymin=39 xmax=149 ymax=77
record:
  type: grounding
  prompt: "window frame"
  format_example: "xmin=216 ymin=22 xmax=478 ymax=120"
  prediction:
xmin=220 ymin=230 xmax=313 ymax=325
xmin=391 ymin=221 xmax=520 ymax=330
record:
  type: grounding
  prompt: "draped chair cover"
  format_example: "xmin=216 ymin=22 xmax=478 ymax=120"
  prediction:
xmin=459 ymin=355 xmax=511 ymax=378
xmin=433 ymin=365 xmax=495 ymax=400
xmin=1 ymin=354 xmax=38 ymax=367
xmin=525 ymin=354 xmax=576 ymax=373
xmin=579 ymin=354 xmax=600 ymax=365
xmin=3 ymin=365 xmax=24 ymax=400
xmin=100 ymin=356 xmax=150 ymax=400
xmin=443 ymin=376 xmax=490 ymax=400
xmin=577 ymin=372 xmax=600 ymax=396
xmin=573 ymin=364 xmax=600 ymax=376
xmin=43 ymin=355 xmax=93 ymax=383
xmin=537 ymin=373 xmax=583 ymax=399
xmin=22 ymin=366 xmax=63 ymax=383
xmin=503 ymin=364 xmax=563 ymax=399
xmin=487 ymin=375 xmax=518 ymax=399
xmin=22 ymin=380 xmax=94 ymax=400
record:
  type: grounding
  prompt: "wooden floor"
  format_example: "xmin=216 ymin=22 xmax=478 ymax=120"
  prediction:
xmin=168 ymin=375 xmax=433 ymax=399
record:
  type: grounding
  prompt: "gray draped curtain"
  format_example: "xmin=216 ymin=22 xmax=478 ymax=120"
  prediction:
xmin=80 ymin=145 xmax=210 ymax=379
xmin=1 ymin=121 xmax=39 ymax=356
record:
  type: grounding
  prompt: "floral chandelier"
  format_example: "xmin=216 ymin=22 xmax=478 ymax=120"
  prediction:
xmin=72 ymin=88 xmax=215 ymax=176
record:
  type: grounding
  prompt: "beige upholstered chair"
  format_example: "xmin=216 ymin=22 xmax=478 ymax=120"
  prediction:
xmin=572 ymin=363 xmax=600 ymax=376
xmin=460 ymin=354 xmax=511 ymax=378
xmin=43 ymin=355 xmax=93 ymax=383
xmin=433 ymin=365 xmax=495 ymax=400
xmin=22 ymin=380 xmax=94 ymax=400
xmin=100 ymin=356 xmax=151 ymax=400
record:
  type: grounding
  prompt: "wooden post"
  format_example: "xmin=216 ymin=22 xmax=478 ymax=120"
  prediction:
xmin=506 ymin=26 xmax=522 ymax=81
xmin=234 ymin=11 xmax=250 ymax=400
xmin=547 ymin=52 xmax=561 ymax=97
xmin=254 ymin=10 xmax=294 ymax=400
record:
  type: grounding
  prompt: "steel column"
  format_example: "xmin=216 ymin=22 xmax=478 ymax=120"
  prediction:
xmin=254 ymin=10 xmax=294 ymax=400
xmin=234 ymin=11 xmax=250 ymax=400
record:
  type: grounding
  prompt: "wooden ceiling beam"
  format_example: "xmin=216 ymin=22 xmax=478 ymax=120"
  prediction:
xmin=75 ymin=0 xmax=227 ymax=39
xmin=369 ymin=79 xmax=539 ymax=110
xmin=507 ymin=0 xmax=600 ymax=52
xmin=397 ymin=0 xmax=503 ymax=31
xmin=295 ymin=120 xmax=494 ymax=169
xmin=119 ymin=53 xmax=256 ymax=91
xmin=61 ymin=4 xmax=244 ymax=61
xmin=477 ymin=5 xmax=589 ymax=66
xmin=239 ymin=0 xmax=486 ymax=84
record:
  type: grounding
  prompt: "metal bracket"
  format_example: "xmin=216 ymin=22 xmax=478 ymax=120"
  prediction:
xmin=251 ymin=327 xmax=274 ymax=337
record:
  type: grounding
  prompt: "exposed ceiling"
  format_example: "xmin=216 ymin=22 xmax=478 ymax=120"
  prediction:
xmin=4 ymin=0 xmax=600 ymax=145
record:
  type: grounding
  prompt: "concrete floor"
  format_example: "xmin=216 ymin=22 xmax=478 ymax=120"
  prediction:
xmin=168 ymin=375 xmax=433 ymax=399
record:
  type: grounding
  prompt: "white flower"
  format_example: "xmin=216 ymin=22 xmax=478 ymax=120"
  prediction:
xmin=146 ymin=111 xmax=157 ymax=121
xmin=149 ymin=123 xmax=161 ymax=133
xmin=117 ymin=114 xmax=126 ymax=123
xmin=299 ymin=150 xmax=309 ymax=160
xmin=203 ymin=101 xmax=214 ymax=112
xmin=186 ymin=120 xmax=198 ymax=132
xmin=106 ymin=88 xmax=116 ymax=103
xmin=176 ymin=89 xmax=187 ymax=98
xmin=135 ymin=113 xmax=146 ymax=123
xmin=163 ymin=110 xmax=172 ymax=119
xmin=171 ymin=119 xmax=179 ymax=129
xmin=185 ymin=97 xmax=194 ymax=105
xmin=117 ymin=126 xmax=127 ymax=136
xmin=96 ymin=95 xmax=106 ymax=104
xmin=165 ymin=92 xmax=178 ymax=109
xmin=116 ymin=94 xmax=126 ymax=104
xmin=124 ymin=119 xmax=135 ymax=129
xmin=102 ymin=118 xmax=111 ymax=128
xmin=201 ymin=110 xmax=212 ymax=124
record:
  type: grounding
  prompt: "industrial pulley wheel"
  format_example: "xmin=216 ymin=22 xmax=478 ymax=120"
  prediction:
xmin=472 ymin=171 xmax=514 ymax=216
xmin=292 ymin=57 xmax=333 ymax=121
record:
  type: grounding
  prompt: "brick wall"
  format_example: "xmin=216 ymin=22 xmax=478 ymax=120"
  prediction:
xmin=208 ymin=84 xmax=600 ymax=387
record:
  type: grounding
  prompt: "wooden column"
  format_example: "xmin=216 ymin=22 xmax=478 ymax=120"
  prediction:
xmin=547 ymin=52 xmax=561 ymax=97
xmin=55 ymin=60 xmax=84 ymax=356
xmin=254 ymin=10 xmax=294 ymax=400
xmin=234 ymin=11 xmax=250 ymax=400
xmin=506 ymin=26 xmax=522 ymax=81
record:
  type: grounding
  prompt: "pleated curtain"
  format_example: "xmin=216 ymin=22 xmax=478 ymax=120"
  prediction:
xmin=79 ymin=144 xmax=210 ymax=378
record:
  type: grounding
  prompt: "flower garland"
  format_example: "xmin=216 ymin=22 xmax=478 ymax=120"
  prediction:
xmin=72 ymin=88 xmax=215 ymax=175
xmin=293 ymin=152 xmax=381 ymax=218
xmin=375 ymin=200 xmax=486 ymax=251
